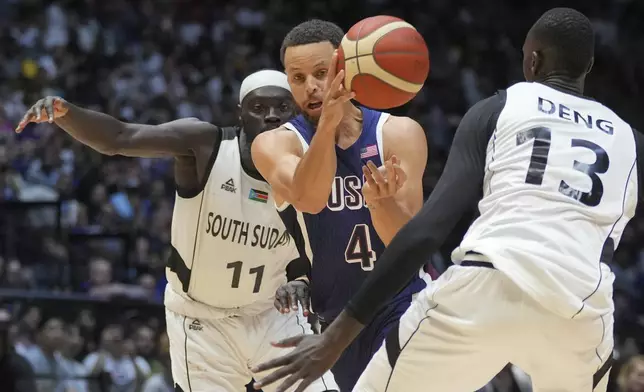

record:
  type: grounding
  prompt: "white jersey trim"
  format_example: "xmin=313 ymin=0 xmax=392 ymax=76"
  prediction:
xmin=375 ymin=112 xmax=389 ymax=164
xmin=283 ymin=122 xmax=310 ymax=151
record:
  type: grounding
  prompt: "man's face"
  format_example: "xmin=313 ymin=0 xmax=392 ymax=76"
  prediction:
xmin=40 ymin=318 xmax=65 ymax=350
xmin=89 ymin=258 xmax=112 ymax=286
xmin=101 ymin=325 xmax=124 ymax=356
xmin=65 ymin=325 xmax=84 ymax=357
xmin=240 ymin=86 xmax=296 ymax=141
xmin=135 ymin=326 xmax=155 ymax=356
xmin=284 ymin=41 xmax=336 ymax=121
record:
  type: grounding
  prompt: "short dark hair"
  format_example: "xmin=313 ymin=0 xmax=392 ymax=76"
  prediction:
xmin=280 ymin=19 xmax=345 ymax=65
xmin=529 ymin=8 xmax=595 ymax=78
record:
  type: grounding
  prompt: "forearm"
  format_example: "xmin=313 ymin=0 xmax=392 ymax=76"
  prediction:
xmin=291 ymin=124 xmax=337 ymax=210
xmin=321 ymin=308 xmax=367 ymax=348
xmin=368 ymin=198 xmax=415 ymax=245
xmin=54 ymin=103 xmax=130 ymax=155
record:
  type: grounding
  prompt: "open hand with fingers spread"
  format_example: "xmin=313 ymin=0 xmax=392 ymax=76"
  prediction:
xmin=15 ymin=96 xmax=69 ymax=133
xmin=274 ymin=280 xmax=311 ymax=316
xmin=252 ymin=334 xmax=343 ymax=392
xmin=318 ymin=50 xmax=355 ymax=132
xmin=362 ymin=155 xmax=407 ymax=206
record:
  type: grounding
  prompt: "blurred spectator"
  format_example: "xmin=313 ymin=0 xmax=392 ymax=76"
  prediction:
xmin=0 ymin=307 xmax=37 ymax=392
xmin=84 ymin=324 xmax=150 ymax=392
xmin=133 ymin=325 xmax=162 ymax=374
xmin=618 ymin=356 xmax=644 ymax=392
xmin=84 ymin=257 xmax=149 ymax=301
xmin=17 ymin=315 xmax=66 ymax=392
xmin=1 ymin=258 xmax=35 ymax=290
xmin=56 ymin=324 xmax=89 ymax=392
xmin=141 ymin=334 xmax=172 ymax=392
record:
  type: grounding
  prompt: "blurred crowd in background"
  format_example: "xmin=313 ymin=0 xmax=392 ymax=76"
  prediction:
xmin=0 ymin=0 xmax=643 ymax=391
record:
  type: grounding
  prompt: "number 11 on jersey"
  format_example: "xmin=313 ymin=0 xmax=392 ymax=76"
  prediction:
xmin=345 ymin=224 xmax=377 ymax=271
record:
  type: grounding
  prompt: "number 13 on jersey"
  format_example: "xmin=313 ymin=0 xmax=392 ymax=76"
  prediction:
xmin=345 ymin=224 xmax=377 ymax=271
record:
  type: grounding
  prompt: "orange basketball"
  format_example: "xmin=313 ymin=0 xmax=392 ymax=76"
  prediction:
xmin=337 ymin=15 xmax=430 ymax=109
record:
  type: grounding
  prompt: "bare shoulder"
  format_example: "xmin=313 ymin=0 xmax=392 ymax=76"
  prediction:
xmin=382 ymin=115 xmax=427 ymax=155
xmin=383 ymin=115 xmax=425 ymax=139
xmin=252 ymin=126 xmax=303 ymax=157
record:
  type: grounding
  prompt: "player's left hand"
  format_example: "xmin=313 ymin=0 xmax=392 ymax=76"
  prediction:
xmin=274 ymin=280 xmax=311 ymax=316
xmin=251 ymin=334 xmax=342 ymax=392
xmin=362 ymin=155 xmax=407 ymax=204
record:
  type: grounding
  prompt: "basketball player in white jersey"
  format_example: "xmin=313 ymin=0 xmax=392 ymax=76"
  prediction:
xmin=16 ymin=70 xmax=338 ymax=392
xmin=252 ymin=8 xmax=644 ymax=392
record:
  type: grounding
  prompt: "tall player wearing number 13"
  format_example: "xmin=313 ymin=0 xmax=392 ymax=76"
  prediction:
xmin=251 ymin=20 xmax=428 ymax=391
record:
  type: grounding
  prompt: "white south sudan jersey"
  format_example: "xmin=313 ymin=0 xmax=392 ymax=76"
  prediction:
xmin=165 ymin=127 xmax=299 ymax=317
xmin=452 ymin=82 xmax=639 ymax=319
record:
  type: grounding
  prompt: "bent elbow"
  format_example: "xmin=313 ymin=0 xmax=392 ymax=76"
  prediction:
xmin=290 ymin=192 xmax=328 ymax=214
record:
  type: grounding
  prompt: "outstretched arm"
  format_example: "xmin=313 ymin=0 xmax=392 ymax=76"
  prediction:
xmin=252 ymin=128 xmax=337 ymax=214
xmin=16 ymin=97 xmax=217 ymax=158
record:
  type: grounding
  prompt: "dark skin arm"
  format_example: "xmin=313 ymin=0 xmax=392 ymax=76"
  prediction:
xmin=16 ymin=96 xmax=218 ymax=158
xmin=16 ymin=97 xmax=219 ymax=191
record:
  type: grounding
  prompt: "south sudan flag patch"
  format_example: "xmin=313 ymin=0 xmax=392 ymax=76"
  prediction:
xmin=249 ymin=189 xmax=269 ymax=203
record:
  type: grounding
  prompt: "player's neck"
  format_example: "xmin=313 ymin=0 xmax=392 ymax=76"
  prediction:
xmin=336 ymin=104 xmax=363 ymax=146
xmin=540 ymin=75 xmax=584 ymax=96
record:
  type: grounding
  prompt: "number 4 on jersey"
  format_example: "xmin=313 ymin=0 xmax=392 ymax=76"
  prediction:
xmin=345 ymin=224 xmax=377 ymax=271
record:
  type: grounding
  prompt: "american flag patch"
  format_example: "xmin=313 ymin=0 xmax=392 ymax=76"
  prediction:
xmin=360 ymin=145 xmax=378 ymax=159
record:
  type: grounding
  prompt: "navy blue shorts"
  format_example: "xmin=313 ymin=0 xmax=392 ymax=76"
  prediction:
xmin=321 ymin=295 xmax=412 ymax=391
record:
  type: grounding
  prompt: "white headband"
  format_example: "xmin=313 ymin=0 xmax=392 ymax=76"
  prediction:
xmin=239 ymin=69 xmax=291 ymax=103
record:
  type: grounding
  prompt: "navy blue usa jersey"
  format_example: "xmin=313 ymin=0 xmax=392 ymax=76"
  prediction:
xmin=278 ymin=107 xmax=426 ymax=322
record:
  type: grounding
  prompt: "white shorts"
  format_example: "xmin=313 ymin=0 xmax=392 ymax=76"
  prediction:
xmin=354 ymin=264 xmax=614 ymax=392
xmin=166 ymin=307 xmax=338 ymax=392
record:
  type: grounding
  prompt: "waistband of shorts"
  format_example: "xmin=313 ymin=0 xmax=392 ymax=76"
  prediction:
xmin=460 ymin=251 xmax=496 ymax=269
xmin=164 ymin=285 xmax=273 ymax=319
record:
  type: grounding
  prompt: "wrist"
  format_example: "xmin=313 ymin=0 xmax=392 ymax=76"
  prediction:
xmin=366 ymin=197 xmax=395 ymax=210
xmin=294 ymin=276 xmax=310 ymax=285
xmin=317 ymin=118 xmax=339 ymax=136
xmin=323 ymin=310 xmax=364 ymax=347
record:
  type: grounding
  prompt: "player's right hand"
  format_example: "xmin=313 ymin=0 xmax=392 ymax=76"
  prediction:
xmin=274 ymin=280 xmax=310 ymax=316
xmin=319 ymin=50 xmax=355 ymax=131
xmin=16 ymin=96 xmax=69 ymax=133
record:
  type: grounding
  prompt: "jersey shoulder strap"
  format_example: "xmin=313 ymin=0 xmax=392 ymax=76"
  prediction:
xmin=176 ymin=125 xmax=238 ymax=199
xmin=204 ymin=124 xmax=239 ymax=178
xmin=220 ymin=126 xmax=238 ymax=141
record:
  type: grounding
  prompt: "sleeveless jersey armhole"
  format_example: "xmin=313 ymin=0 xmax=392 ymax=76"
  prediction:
xmin=274 ymin=122 xmax=310 ymax=210
xmin=175 ymin=125 xmax=236 ymax=199
xmin=375 ymin=112 xmax=389 ymax=164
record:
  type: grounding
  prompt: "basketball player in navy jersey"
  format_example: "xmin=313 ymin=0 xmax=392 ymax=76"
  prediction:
xmin=16 ymin=71 xmax=338 ymax=392
xmin=252 ymin=20 xmax=429 ymax=391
